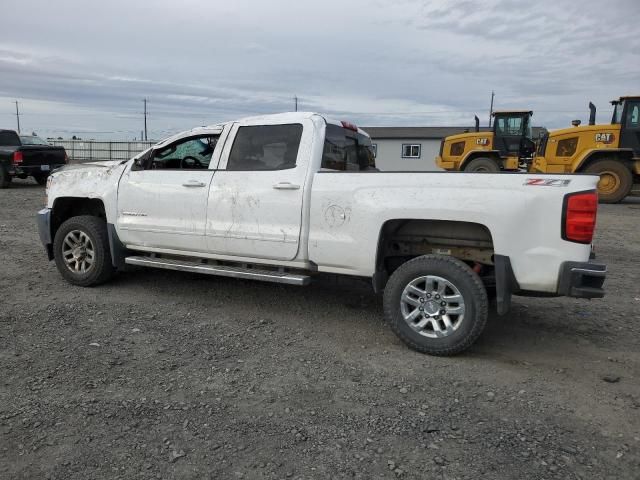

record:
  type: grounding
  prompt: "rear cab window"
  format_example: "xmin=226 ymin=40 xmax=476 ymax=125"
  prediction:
xmin=321 ymin=123 xmax=377 ymax=171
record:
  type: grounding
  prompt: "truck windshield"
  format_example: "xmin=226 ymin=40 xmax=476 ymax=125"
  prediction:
xmin=321 ymin=124 xmax=376 ymax=171
xmin=20 ymin=135 xmax=50 ymax=145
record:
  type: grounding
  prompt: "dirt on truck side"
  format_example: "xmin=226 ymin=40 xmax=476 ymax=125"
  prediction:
xmin=1 ymin=178 xmax=639 ymax=480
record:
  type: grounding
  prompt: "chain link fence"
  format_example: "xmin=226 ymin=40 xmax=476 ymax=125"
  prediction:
xmin=49 ymin=140 xmax=155 ymax=164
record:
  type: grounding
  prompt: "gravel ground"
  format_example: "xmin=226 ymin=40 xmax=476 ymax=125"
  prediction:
xmin=1 ymin=178 xmax=639 ymax=480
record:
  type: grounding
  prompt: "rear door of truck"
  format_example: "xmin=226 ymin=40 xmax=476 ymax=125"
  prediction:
xmin=205 ymin=117 xmax=313 ymax=261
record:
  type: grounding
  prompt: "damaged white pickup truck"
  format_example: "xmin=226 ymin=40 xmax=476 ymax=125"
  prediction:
xmin=37 ymin=112 xmax=606 ymax=355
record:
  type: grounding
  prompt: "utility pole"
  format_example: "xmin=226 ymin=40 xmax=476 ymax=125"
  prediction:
xmin=488 ymin=91 xmax=495 ymax=128
xmin=143 ymin=98 xmax=148 ymax=141
xmin=15 ymin=100 xmax=21 ymax=133
xmin=294 ymin=95 xmax=298 ymax=112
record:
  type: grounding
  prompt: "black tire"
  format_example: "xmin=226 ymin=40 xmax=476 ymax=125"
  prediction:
xmin=464 ymin=157 xmax=500 ymax=173
xmin=383 ymin=255 xmax=488 ymax=356
xmin=0 ymin=165 xmax=11 ymax=188
xmin=53 ymin=215 xmax=115 ymax=287
xmin=584 ymin=159 xmax=633 ymax=204
xmin=33 ymin=174 xmax=48 ymax=186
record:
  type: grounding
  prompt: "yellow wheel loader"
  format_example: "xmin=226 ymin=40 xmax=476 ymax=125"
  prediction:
xmin=436 ymin=111 xmax=536 ymax=173
xmin=436 ymin=97 xmax=640 ymax=203
xmin=533 ymin=96 xmax=640 ymax=203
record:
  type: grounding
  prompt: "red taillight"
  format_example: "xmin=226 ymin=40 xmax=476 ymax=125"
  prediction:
xmin=12 ymin=151 xmax=23 ymax=165
xmin=341 ymin=120 xmax=358 ymax=132
xmin=64 ymin=151 xmax=69 ymax=164
xmin=563 ymin=191 xmax=598 ymax=244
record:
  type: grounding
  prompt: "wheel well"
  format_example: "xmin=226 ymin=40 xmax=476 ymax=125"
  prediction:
xmin=373 ymin=219 xmax=495 ymax=292
xmin=51 ymin=197 xmax=106 ymax=239
xmin=460 ymin=152 xmax=502 ymax=170
xmin=576 ymin=151 xmax=634 ymax=171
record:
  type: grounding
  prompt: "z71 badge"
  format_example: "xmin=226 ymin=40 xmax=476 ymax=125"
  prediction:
xmin=595 ymin=133 xmax=615 ymax=144
xmin=524 ymin=178 xmax=571 ymax=187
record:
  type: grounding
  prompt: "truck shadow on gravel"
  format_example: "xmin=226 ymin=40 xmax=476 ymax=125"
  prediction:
xmin=108 ymin=267 xmax=608 ymax=360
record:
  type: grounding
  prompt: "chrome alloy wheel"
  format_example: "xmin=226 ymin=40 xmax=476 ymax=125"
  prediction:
xmin=400 ymin=275 xmax=465 ymax=338
xmin=62 ymin=229 xmax=95 ymax=273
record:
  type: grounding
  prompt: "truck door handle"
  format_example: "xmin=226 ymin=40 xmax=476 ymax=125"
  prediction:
xmin=182 ymin=180 xmax=206 ymax=187
xmin=273 ymin=182 xmax=300 ymax=190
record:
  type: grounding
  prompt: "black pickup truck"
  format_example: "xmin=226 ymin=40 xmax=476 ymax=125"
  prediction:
xmin=0 ymin=130 xmax=67 ymax=188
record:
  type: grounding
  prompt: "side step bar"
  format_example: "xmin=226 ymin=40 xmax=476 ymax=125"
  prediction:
xmin=124 ymin=256 xmax=311 ymax=286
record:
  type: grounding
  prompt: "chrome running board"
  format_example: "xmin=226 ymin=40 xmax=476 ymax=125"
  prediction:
xmin=125 ymin=256 xmax=311 ymax=286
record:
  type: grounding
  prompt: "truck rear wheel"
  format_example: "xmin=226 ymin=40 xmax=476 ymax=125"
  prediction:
xmin=33 ymin=174 xmax=48 ymax=186
xmin=0 ymin=166 xmax=11 ymax=188
xmin=584 ymin=159 xmax=633 ymax=203
xmin=383 ymin=255 xmax=488 ymax=356
xmin=53 ymin=215 xmax=115 ymax=287
xmin=464 ymin=157 xmax=500 ymax=172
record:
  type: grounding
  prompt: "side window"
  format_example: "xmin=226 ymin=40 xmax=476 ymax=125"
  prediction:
xmin=628 ymin=104 xmax=640 ymax=128
xmin=402 ymin=144 xmax=421 ymax=158
xmin=227 ymin=124 xmax=303 ymax=171
xmin=149 ymin=136 xmax=218 ymax=170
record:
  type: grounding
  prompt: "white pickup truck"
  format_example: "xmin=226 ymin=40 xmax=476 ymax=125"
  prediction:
xmin=37 ymin=112 xmax=606 ymax=355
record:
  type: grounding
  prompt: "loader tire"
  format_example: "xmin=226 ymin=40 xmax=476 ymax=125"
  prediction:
xmin=464 ymin=157 xmax=500 ymax=173
xmin=584 ymin=159 xmax=633 ymax=203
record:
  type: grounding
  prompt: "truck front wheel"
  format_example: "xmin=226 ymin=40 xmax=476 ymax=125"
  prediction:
xmin=0 ymin=166 xmax=11 ymax=188
xmin=53 ymin=215 xmax=115 ymax=287
xmin=33 ymin=174 xmax=48 ymax=186
xmin=584 ymin=159 xmax=633 ymax=203
xmin=383 ymin=255 xmax=488 ymax=356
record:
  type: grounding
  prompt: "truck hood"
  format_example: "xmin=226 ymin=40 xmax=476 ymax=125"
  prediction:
xmin=55 ymin=160 xmax=128 ymax=172
xmin=48 ymin=160 xmax=129 ymax=207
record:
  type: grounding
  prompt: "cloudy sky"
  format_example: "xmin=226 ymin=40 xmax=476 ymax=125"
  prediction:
xmin=1 ymin=0 xmax=638 ymax=139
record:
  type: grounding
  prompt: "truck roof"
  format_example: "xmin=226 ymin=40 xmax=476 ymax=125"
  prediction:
xmin=154 ymin=112 xmax=370 ymax=150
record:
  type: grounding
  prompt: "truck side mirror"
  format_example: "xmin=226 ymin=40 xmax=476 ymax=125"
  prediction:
xmin=131 ymin=150 xmax=152 ymax=171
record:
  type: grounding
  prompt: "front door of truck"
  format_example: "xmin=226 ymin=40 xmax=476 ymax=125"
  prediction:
xmin=116 ymin=132 xmax=222 ymax=252
xmin=205 ymin=120 xmax=311 ymax=261
xmin=620 ymin=100 xmax=640 ymax=156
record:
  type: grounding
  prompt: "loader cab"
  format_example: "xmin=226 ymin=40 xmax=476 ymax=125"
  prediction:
xmin=612 ymin=96 xmax=640 ymax=156
xmin=492 ymin=111 xmax=536 ymax=162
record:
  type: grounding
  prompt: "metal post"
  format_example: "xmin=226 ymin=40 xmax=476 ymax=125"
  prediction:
xmin=15 ymin=100 xmax=20 ymax=133
xmin=294 ymin=95 xmax=298 ymax=112
xmin=488 ymin=91 xmax=495 ymax=128
xmin=89 ymin=141 xmax=92 ymax=161
xmin=143 ymin=98 xmax=148 ymax=141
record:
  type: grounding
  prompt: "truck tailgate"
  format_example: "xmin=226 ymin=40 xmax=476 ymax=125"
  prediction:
xmin=19 ymin=146 xmax=67 ymax=168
